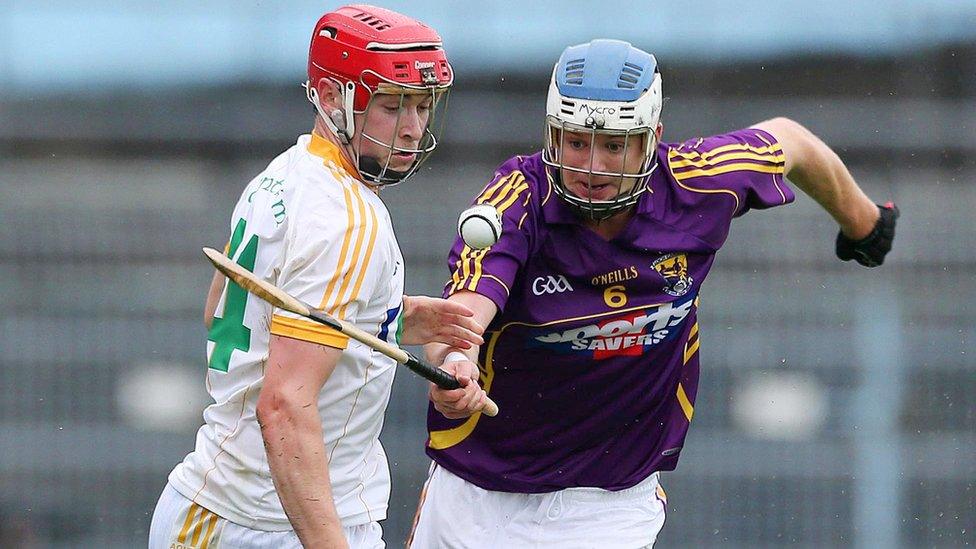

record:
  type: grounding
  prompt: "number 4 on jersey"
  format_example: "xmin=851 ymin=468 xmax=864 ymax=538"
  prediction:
xmin=208 ymin=219 xmax=259 ymax=372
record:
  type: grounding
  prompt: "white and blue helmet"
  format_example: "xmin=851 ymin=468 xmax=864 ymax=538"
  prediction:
xmin=542 ymin=39 xmax=663 ymax=219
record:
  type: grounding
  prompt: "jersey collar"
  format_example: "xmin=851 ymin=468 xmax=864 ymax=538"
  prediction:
xmin=307 ymin=131 xmax=359 ymax=178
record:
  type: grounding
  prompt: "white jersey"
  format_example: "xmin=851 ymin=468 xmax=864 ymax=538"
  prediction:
xmin=169 ymin=133 xmax=405 ymax=531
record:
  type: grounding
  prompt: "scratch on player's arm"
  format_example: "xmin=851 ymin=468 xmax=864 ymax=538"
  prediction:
xmin=257 ymin=335 xmax=348 ymax=548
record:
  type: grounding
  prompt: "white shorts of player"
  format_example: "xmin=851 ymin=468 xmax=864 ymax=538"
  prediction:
xmin=148 ymin=482 xmax=384 ymax=549
xmin=408 ymin=463 xmax=666 ymax=549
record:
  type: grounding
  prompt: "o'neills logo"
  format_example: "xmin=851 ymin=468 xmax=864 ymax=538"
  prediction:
xmin=591 ymin=266 xmax=638 ymax=286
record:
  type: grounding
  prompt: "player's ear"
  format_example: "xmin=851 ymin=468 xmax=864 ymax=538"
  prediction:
xmin=655 ymin=123 xmax=664 ymax=141
xmin=314 ymin=78 xmax=344 ymax=110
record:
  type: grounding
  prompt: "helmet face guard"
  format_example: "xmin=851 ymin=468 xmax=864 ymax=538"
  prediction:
xmin=543 ymin=117 xmax=658 ymax=220
xmin=350 ymin=77 xmax=450 ymax=187
xmin=306 ymin=5 xmax=453 ymax=186
xmin=541 ymin=39 xmax=663 ymax=219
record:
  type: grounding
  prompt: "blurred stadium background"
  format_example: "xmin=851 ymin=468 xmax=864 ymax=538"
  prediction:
xmin=1 ymin=1 xmax=974 ymax=547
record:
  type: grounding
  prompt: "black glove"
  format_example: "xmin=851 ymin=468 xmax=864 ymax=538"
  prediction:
xmin=835 ymin=202 xmax=899 ymax=267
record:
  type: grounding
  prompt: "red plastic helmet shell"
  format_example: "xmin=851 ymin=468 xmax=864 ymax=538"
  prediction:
xmin=308 ymin=4 xmax=453 ymax=111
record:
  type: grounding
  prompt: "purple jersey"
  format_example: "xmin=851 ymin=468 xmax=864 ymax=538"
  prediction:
xmin=428 ymin=128 xmax=794 ymax=493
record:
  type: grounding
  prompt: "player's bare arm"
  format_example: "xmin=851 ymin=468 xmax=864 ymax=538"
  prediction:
xmin=256 ymin=335 xmax=348 ymax=549
xmin=753 ymin=117 xmax=898 ymax=266
xmin=400 ymin=295 xmax=485 ymax=349
xmin=752 ymin=117 xmax=880 ymax=239
xmin=425 ymin=291 xmax=497 ymax=419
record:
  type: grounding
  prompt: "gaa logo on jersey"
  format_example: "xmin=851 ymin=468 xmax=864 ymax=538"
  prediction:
xmin=532 ymin=275 xmax=574 ymax=296
xmin=652 ymin=253 xmax=693 ymax=297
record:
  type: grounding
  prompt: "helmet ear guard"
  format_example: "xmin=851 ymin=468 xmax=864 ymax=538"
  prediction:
xmin=305 ymin=79 xmax=357 ymax=144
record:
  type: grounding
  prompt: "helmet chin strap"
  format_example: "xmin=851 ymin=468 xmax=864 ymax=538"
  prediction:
xmin=358 ymin=155 xmax=410 ymax=185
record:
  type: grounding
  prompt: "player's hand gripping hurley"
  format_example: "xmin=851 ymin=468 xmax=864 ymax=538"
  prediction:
xmin=203 ymin=247 xmax=498 ymax=417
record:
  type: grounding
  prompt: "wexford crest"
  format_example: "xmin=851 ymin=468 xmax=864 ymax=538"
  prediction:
xmin=651 ymin=253 xmax=693 ymax=297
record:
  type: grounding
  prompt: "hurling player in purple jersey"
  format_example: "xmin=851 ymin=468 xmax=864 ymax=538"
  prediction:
xmin=408 ymin=40 xmax=898 ymax=548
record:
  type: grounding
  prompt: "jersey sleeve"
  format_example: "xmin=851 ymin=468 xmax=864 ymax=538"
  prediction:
xmin=663 ymin=128 xmax=795 ymax=247
xmin=443 ymin=158 xmax=533 ymax=312
xmin=268 ymin=182 xmax=375 ymax=350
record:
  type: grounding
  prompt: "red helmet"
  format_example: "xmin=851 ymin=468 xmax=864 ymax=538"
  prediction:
xmin=305 ymin=4 xmax=454 ymax=186
xmin=308 ymin=4 xmax=453 ymax=111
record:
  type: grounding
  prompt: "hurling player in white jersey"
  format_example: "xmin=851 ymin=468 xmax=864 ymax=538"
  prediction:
xmin=149 ymin=6 xmax=487 ymax=549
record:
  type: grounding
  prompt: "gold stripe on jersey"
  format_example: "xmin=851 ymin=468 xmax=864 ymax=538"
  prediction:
xmin=477 ymin=172 xmax=520 ymax=205
xmin=449 ymin=171 xmax=530 ymax=293
xmin=449 ymin=172 xmax=523 ymax=292
xmin=468 ymin=175 xmax=527 ymax=289
xmin=676 ymin=383 xmax=694 ymax=421
xmin=668 ymin=137 xmax=785 ymax=182
xmin=339 ymin=183 xmax=379 ymax=318
xmin=447 ymin=247 xmax=468 ymax=294
xmin=684 ymin=321 xmax=700 ymax=364
xmin=329 ymin=181 xmax=371 ymax=316
xmin=270 ymin=314 xmax=350 ymax=349
xmin=319 ymin=181 xmax=357 ymax=312
xmin=751 ymin=132 xmax=791 ymax=203
xmin=176 ymin=502 xmax=219 ymax=546
xmin=491 ymin=180 xmax=528 ymax=212
xmin=358 ymin=482 xmax=375 ymax=523
xmin=309 ymin=132 xmax=377 ymax=318
xmin=453 ymin=246 xmax=473 ymax=293
xmin=428 ymin=330 xmax=499 ymax=450
xmin=667 ymin=167 xmax=741 ymax=213
xmin=669 ymin=149 xmax=784 ymax=170
xmin=190 ymin=507 xmax=215 ymax=546
xmin=667 ymin=141 xmax=785 ymax=202
xmin=177 ymin=502 xmax=201 ymax=543
xmin=199 ymin=511 xmax=220 ymax=549
xmin=673 ymin=161 xmax=784 ymax=181
xmin=448 ymin=254 xmax=465 ymax=293
xmin=676 ymin=321 xmax=700 ymax=422
xmin=486 ymin=174 xmax=527 ymax=209
xmin=542 ymin=170 xmax=554 ymax=206
xmin=669 ymin=141 xmax=782 ymax=163
xmin=656 ymin=484 xmax=668 ymax=505
xmin=465 ymin=248 xmax=490 ymax=292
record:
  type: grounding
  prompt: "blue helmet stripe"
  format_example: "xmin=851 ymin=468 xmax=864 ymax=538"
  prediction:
xmin=555 ymin=39 xmax=657 ymax=102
